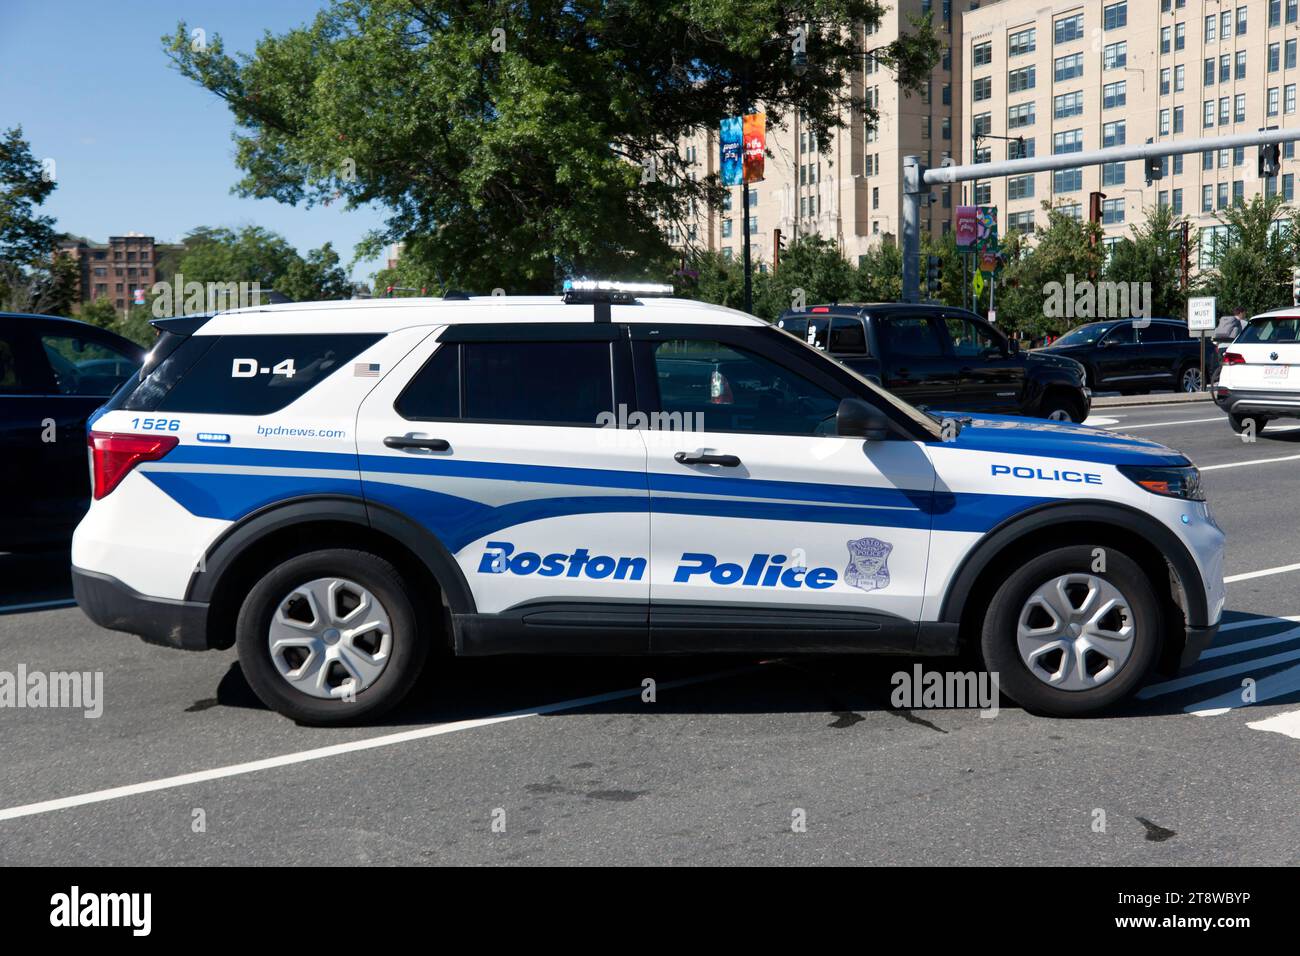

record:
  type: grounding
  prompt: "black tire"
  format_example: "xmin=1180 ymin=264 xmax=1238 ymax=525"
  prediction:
xmin=236 ymin=548 xmax=429 ymax=724
xmin=979 ymin=545 xmax=1162 ymax=717
xmin=1177 ymin=363 xmax=1203 ymax=393
xmin=1228 ymin=413 xmax=1264 ymax=435
xmin=1038 ymin=391 xmax=1085 ymax=423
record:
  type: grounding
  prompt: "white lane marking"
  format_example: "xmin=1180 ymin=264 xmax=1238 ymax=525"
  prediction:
xmin=1202 ymin=625 xmax=1300 ymax=660
xmin=1225 ymin=563 xmax=1300 ymax=584
xmin=1103 ymin=417 xmax=1223 ymax=430
xmin=1187 ymin=662 xmax=1300 ymax=716
xmin=1137 ymin=646 xmax=1300 ymax=699
xmin=0 ymin=599 xmax=77 ymax=614
xmin=1201 ymin=453 xmax=1300 ymax=471
xmin=0 ymin=666 xmax=750 ymax=824
xmin=1082 ymin=416 xmax=1121 ymax=427
xmin=1219 ymin=615 xmax=1300 ymax=633
xmin=1247 ymin=709 xmax=1300 ymax=739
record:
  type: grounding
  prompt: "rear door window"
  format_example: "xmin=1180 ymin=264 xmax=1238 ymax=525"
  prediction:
xmin=1103 ymin=323 xmax=1135 ymax=345
xmin=829 ymin=317 xmax=868 ymax=355
xmin=40 ymin=334 xmax=140 ymax=396
xmin=119 ymin=333 xmax=382 ymax=414
xmin=879 ymin=316 xmax=944 ymax=357
xmin=460 ymin=341 xmax=613 ymax=425
xmin=0 ymin=334 xmax=33 ymax=394
xmin=1138 ymin=323 xmax=1174 ymax=344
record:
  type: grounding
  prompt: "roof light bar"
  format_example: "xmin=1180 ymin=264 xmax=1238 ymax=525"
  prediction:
xmin=563 ymin=279 xmax=675 ymax=296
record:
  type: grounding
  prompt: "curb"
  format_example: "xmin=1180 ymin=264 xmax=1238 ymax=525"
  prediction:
xmin=1091 ymin=392 xmax=1212 ymax=408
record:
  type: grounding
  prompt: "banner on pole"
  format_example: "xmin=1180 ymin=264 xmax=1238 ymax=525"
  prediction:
xmin=743 ymin=113 xmax=766 ymax=183
xmin=720 ymin=116 xmax=743 ymax=186
xmin=956 ymin=206 xmax=979 ymax=249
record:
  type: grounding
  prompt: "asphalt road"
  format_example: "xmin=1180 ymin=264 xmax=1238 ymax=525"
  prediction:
xmin=1 ymin=400 xmax=1297 ymax=866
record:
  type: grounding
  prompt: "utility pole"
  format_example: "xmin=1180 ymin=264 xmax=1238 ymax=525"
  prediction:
xmin=1180 ymin=221 xmax=1190 ymax=292
xmin=741 ymin=75 xmax=753 ymax=315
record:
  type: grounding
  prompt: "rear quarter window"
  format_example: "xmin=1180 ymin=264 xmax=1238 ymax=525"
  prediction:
xmin=115 ymin=333 xmax=383 ymax=414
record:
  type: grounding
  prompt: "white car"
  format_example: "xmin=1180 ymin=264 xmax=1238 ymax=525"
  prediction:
xmin=1215 ymin=310 xmax=1300 ymax=434
xmin=72 ymin=286 xmax=1225 ymax=723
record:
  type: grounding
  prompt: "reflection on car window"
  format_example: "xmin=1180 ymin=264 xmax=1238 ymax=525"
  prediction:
xmin=0 ymin=337 xmax=26 ymax=393
xmin=1103 ymin=323 xmax=1135 ymax=345
xmin=1238 ymin=318 xmax=1300 ymax=343
xmin=1053 ymin=324 xmax=1106 ymax=347
xmin=881 ymin=317 xmax=943 ymax=357
xmin=652 ymin=339 xmax=841 ymax=436
xmin=40 ymin=335 xmax=139 ymax=396
xmin=944 ymin=317 xmax=999 ymax=357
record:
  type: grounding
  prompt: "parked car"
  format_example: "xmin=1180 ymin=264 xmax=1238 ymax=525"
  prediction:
xmin=776 ymin=303 xmax=1091 ymax=422
xmin=1214 ymin=309 xmax=1300 ymax=434
xmin=0 ymin=313 xmax=146 ymax=551
xmin=72 ymin=289 xmax=1223 ymax=722
xmin=1036 ymin=317 xmax=1219 ymax=395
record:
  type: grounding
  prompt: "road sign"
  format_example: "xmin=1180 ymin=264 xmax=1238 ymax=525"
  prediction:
xmin=1188 ymin=296 xmax=1216 ymax=336
xmin=972 ymin=270 xmax=985 ymax=297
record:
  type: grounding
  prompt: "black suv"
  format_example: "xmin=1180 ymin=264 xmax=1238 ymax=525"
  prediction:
xmin=777 ymin=303 xmax=1090 ymax=422
xmin=1 ymin=313 xmax=145 ymax=550
xmin=1036 ymin=318 xmax=1219 ymax=394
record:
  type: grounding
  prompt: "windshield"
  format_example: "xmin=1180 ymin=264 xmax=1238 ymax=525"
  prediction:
xmin=1051 ymin=323 xmax=1109 ymax=348
xmin=768 ymin=324 xmax=942 ymax=439
xmin=1238 ymin=316 xmax=1300 ymax=344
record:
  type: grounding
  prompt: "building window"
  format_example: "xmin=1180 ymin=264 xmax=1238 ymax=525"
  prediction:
xmin=1008 ymin=65 xmax=1036 ymax=93
xmin=1235 ymin=94 xmax=1246 ymax=123
xmin=1270 ymin=43 xmax=1280 ymax=74
xmin=973 ymin=113 xmax=991 ymax=136
xmin=973 ymin=41 xmax=992 ymax=67
xmin=1204 ymin=57 xmax=1215 ymax=87
xmin=1054 ymin=168 xmax=1083 ymax=192
xmin=1233 ymin=180 xmax=1245 ymax=204
xmin=974 ymin=146 xmax=992 ymax=165
xmin=1103 ymin=81 xmax=1126 ymax=110
xmin=974 ymin=183 xmax=991 ymax=204
xmin=1105 ymin=41 xmax=1128 ymax=71
xmin=1205 ymin=99 xmax=1216 ymax=127
xmin=1288 ymin=84 xmax=1298 ymax=114
xmin=1289 ymin=39 xmax=1298 ymax=69
xmin=1009 ymin=27 xmax=1036 ymax=57
xmin=1220 ymin=53 xmax=1231 ymax=84
xmin=1160 ymin=68 xmax=1171 ymax=95
xmin=1101 ymin=162 xmax=1126 ymax=187
xmin=1237 ymin=5 xmax=1247 ymax=34
xmin=1236 ymin=50 xmax=1247 ymax=80
xmin=1272 ymin=0 xmax=1283 ymax=27
xmin=1217 ymin=182 xmax=1229 ymax=208
xmin=1269 ymin=87 xmax=1281 ymax=116
xmin=1101 ymin=198 xmax=1125 ymax=224
xmin=1291 ymin=0 xmax=1299 ymax=25
xmin=1008 ymin=137 xmax=1035 ymax=160
xmin=1160 ymin=26 xmax=1171 ymax=54
xmin=1159 ymin=109 xmax=1171 ymax=135
xmin=1219 ymin=97 xmax=1230 ymax=125
xmin=1285 ymin=173 xmax=1295 ymax=201
xmin=942 ymin=117 xmax=951 ymax=139
xmin=1172 ymin=189 xmax=1183 ymax=214
xmin=1201 ymin=185 xmax=1213 ymax=212
xmin=1008 ymin=174 xmax=1035 ymax=200
xmin=1104 ymin=2 xmax=1128 ymax=30
xmin=721 ymin=219 xmax=733 ymax=238
xmin=1008 ymin=210 xmax=1035 ymax=234
xmin=1222 ymin=10 xmax=1232 ymax=37
xmin=1102 ymin=120 xmax=1126 ymax=148
xmin=1053 ymin=129 xmax=1083 ymax=154
xmin=1054 ymin=91 xmax=1084 ymax=118
xmin=1007 ymin=102 xmax=1036 ymax=128
xmin=1055 ymin=14 xmax=1084 ymax=44
xmin=1176 ymin=22 xmax=1186 ymax=50
xmin=1174 ymin=105 xmax=1185 ymax=133
xmin=1175 ymin=64 xmax=1185 ymax=92
xmin=1205 ymin=14 xmax=1216 ymax=41
xmin=973 ymin=76 xmax=992 ymax=101
xmin=1055 ymin=53 xmax=1083 ymax=82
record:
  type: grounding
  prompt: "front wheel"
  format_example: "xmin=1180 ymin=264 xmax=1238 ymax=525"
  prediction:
xmin=1179 ymin=364 xmax=1203 ymax=393
xmin=1039 ymin=392 xmax=1085 ymax=423
xmin=236 ymin=548 xmax=429 ymax=724
xmin=980 ymin=545 xmax=1162 ymax=716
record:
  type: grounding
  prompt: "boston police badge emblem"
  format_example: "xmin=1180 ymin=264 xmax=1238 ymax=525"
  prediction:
xmin=844 ymin=536 xmax=892 ymax=592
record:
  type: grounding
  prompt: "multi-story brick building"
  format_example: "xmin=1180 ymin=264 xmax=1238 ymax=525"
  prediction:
xmin=58 ymin=233 xmax=183 ymax=311
xmin=676 ymin=1 xmax=976 ymax=267
xmin=960 ymin=0 xmax=1300 ymax=267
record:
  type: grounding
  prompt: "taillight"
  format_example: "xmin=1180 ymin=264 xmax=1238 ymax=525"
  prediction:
xmin=1223 ymin=351 xmax=1245 ymax=365
xmin=88 ymin=431 xmax=178 ymax=500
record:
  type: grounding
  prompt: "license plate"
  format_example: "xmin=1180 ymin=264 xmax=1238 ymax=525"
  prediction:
xmin=1264 ymin=366 xmax=1290 ymax=379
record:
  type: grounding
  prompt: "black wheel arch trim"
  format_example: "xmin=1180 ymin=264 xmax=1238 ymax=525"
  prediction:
xmin=185 ymin=494 xmax=475 ymax=615
xmin=938 ymin=500 xmax=1209 ymax=627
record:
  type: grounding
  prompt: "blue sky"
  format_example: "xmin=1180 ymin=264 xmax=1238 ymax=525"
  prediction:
xmin=0 ymin=0 xmax=389 ymax=282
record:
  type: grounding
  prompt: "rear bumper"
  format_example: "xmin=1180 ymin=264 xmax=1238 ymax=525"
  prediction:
xmin=72 ymin=566 xmax=212 ymax=651
xmin=1181 ymin=622 xmax=1219 ymax=670
xmin=1213 ymin=385 xmax=1300 ymax=418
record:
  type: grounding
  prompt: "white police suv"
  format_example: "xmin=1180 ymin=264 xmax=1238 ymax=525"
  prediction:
xmin=73 ymin=285 xmax=1225 ymax=723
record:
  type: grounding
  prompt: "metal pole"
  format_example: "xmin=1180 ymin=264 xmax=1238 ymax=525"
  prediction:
xmin=902 ymin=154 xmax=922 ymax=304
xmin=742 ymin=175 xmax=752 ymax=314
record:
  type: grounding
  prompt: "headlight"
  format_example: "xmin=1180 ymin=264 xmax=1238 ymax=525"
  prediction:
xmin=1117 ymin=464 xmax=1206 ymax=501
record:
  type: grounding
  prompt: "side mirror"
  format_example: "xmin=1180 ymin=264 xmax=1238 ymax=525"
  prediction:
xmin=1097 ymin=338 xmax=1111 ymax=348
xmin=836 ymin=397 xmax=892 ymax=441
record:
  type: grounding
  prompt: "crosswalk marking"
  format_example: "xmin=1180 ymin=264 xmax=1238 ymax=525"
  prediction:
xmin=1201 ymin=625 xmax=1300 ymax=660
xmin=1246 ymin=709 xmax=1300 ymax=740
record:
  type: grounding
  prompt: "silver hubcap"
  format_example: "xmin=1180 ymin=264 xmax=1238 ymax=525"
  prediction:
xmin=1182 ymin=368 xmax=1201 ymax=391
xmin=1047 ymin=408 xmax=1072 ymax=421
xmin=1016 ymin=574 xmax=1135 ymax=691
xmin=268 ymin=577 xmax=393 ymax=699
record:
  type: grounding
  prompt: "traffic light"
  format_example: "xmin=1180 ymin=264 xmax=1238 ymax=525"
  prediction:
xmin=773 ymin=228 xmax=786 ymax=273
xmin=1259 ymin=142 xmax=1281 ymax=178
xmin=925 ymin=255 xmax=941 ymax=297
xmin=1144 ymin=156 xmax=1163 ymax=185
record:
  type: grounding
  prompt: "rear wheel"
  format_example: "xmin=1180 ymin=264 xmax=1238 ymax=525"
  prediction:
xmin=1178 ymin=364 xmax=1203 ymax=393
xmin=980 ymin=545 xmax=1162 ymax=716
xmin=1228 ymin=413 xmax=1264 ymax=435
xmin=236 ymin=548 xmax=429 ymax=724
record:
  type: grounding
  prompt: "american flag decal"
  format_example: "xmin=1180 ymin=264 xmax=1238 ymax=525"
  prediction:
xmin=353 ymin=362 xmax=381 ymax=377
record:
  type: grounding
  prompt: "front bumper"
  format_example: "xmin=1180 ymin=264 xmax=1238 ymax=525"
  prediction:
xmin=1181 ymin=622 xmax=1219 ymax=670
xmin=1213 ymin=385 xmax=1300 ymax=418
xmin=72 ymin=566 xmax=212 ymax=651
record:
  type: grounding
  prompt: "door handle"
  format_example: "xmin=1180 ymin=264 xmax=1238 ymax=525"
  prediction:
xmin=384 ymin=435 xmax=451 ymax=451
xmin=674 ymin=451 xmax=741 ymax=467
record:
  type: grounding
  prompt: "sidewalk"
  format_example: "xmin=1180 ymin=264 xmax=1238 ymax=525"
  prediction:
xmin=1091 ymin=391 xmax=1210 ymax=408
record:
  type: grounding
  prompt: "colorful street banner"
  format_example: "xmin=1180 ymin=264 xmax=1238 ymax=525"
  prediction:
xmin=743 ymin=112 xmax=766 ymax=183
xmin=977 ymin=206 xmax=998 ymax=251
xmin=956 ymin=206 xmax=979 ymax=249
xmin=719 ymin=116 xmax=743 ymax=186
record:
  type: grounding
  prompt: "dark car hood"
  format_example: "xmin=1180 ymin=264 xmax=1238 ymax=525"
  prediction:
xmin=1025 ymin=348 xmax=1086 ymax=373
xmin=926 ymin=411 xmax=1190 ymax=466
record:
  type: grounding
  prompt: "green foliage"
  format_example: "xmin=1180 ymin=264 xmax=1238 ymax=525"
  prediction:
xmin=996 ymin=203 xmax=1105 ymax=339
xmin=0 ymin=126 xmax=57 ymax=264
xmin=754 ymin=234 xmax=856 ymax=318
xmin=75 ymin=297 xmax=121 ymax=330
xmin=855 ymin=239 xmax=903 ymax=303
xmin=1196 ymin=193 xmax=1294 ymax=318
xmin=165 ymin=1 xmax=937 ymax=293
xmin=1103 ymin=202 xmax=1190 ymax=320
xmin=276 ymin=242 xmax=353 ymax=301
xmin=174 ymin=225 xmax=301 ymax=291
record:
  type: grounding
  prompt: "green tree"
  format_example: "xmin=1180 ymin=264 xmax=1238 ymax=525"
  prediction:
xmin=1197 ymin=193 xmax=1294 ymax=318
xmin=754 ymin=234 xmax=856 ymax=320
xmin=174 ymin=225 xmax=301 ymax=291
xmin=165 ymin=1 xmax=937 ymax=295
xmin=0 ymin=126 xmax=73 ymax=314
xmin=74 ymin=296 xmax=121 ymax=331
xmin=277 ymin=242 xmax=353 ymax=301
xmin=1104 ymin=202 xmax=1190 ymax=320
xmin=679 ymin=250 xmax=746 ymax=312
xmin=998 ymin=202 xmax=1105 ymax=340
xmin=854 ymin=239 xmax=903 ymax=303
